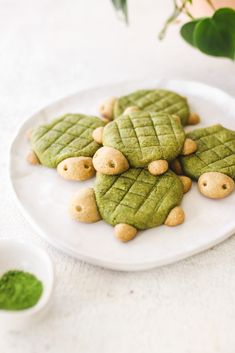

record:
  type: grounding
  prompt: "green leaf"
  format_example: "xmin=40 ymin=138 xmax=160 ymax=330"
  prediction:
xmin=180 ymin=8 xmax=235 ymax=59
xmin=111 ymin=0 xmax=128 ymax=24
xmin=180 ymin=20 xmax=201 ymax=47
xmin=195 ymin=8 xmax=235 ymax=59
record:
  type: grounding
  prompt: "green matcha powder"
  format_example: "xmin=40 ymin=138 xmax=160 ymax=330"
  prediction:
xmin=0 ymin=270 xmax=43 ymax=311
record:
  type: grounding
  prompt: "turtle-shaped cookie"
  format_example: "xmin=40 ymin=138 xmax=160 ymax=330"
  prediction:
xmin=99 ymin=89 xmax=200 ymax=126
xmin=178 ymin=124 xmax=235 ymax=199
xmin=69 ymin=169 xmax=191 ymax=242
xmin=26 ymin=114 xmax=105 ymax=181
xmin=91 ymin=111 xmax=197 ymax=176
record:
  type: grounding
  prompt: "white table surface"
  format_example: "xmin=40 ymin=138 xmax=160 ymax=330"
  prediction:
xmin=1 ymin=0 xmax=235 ymax=352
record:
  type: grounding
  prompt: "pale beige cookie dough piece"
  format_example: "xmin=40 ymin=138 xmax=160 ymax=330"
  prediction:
xmin=198 ymin=172 xmax=235 ymax=199
xmin=69 ymin=188 xmax=101 ymax=223
xmin=181 ymin=138 xmax=197 ymax=156
xmin=148 ymin=160 xmax=168 ymax=176
xmin=57 ymin=157 xmax=95 ymax=181
xmin=99 ymin=97 xmax=117 ymax=121
xmin=26 ymin=151 xmax=40 ymax=165
xmin=92 ymin=127 xmax=104 ymax=144
xmin=164 ymin=206 xmax=185 ymax=226
xmin=179 ymin=176 xmax=192 ymax=194
xmin=93 ymin=146 xmax=129 ymax=175
xmin=114 ymin=224 xmax=137 ymax=242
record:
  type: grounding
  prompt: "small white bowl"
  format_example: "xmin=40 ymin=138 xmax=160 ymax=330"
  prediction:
xmin=0 ymin=237 xmax=54 ymax=331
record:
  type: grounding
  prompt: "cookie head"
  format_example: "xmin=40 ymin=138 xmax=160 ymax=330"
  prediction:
xmin=57 ymin=157 xmax=95 ymax=181
xmin=198 ymin=172 xmax=235 ymax=199
xmin=69 ymin=188 xmax=101 ymax=223
xmin=93 ymin=146 xmax=129 ymax=175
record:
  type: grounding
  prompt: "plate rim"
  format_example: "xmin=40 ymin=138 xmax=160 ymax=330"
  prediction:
xmin=8 ymin=78 xmax=235 ymax=271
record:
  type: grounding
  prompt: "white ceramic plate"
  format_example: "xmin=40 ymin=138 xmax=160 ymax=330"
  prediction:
xmin=9 ymin=79 xmax=235 ymax=271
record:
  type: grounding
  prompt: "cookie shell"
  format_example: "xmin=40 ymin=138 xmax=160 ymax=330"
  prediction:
xmin=94 ymin=169 xmax=184 ymax=229
xmin=103 ymin=112 xmax=185 ymax=168
xmin=113 ymin=89 xmax=190 ymax=125
xmin=31 ymin=114 xmax=105 ymax=168
xmin=180 ymin=125 xmax=235 ymax=180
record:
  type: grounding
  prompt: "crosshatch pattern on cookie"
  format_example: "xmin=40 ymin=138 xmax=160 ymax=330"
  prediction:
xmin=103 ymin=112 xmax=185 ymax=167
xmin=31 ymin=114 xmax=104 ymax=167
xmin=95 ymin=169 xmax=183 ymax=229
xmin=114 ymin=89 xmax=190 ymax=125
xmin=180 ymin=125 xmax=235 ymax=180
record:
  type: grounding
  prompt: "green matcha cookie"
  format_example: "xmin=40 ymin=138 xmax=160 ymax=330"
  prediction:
xmin=69 ymin=169 xmax=185 ymax=242
xmin=27 ymin=114 xmax=105 ymax=181
xmin=179 ymin=124 xmax=235 ymax=199
xmin=92 ymin=111 xmax=197 ymax=176
xmin=99 ymin=89 xmax=200 ymax=126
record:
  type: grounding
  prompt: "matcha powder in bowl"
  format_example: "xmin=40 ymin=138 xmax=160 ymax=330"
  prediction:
xmin=0 ymin=270 xmax=43 ymax=311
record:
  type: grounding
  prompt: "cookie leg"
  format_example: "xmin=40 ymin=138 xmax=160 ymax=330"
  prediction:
xmin=25 ymin=128 xmax=33 ymax=141
xmin=93 ymin=146 xmax=129 ymax=175
xmin=181 ymin=138 xmax=197 ymax=155
xmin=179 ymin=176 xmax=192 ymax=193
xmin=148 ymin=160 xmax=168 ymax=175
xmin=57 ymin=157 xmax=95 ymax=181
xmin=198 ymin=172 xmax=235 ymax=199
xmin=114 ymin=224 xmax=138 ymax=242
xmin=170 ymin=159 xmax=183 ymax=175
xmin=99 ymin=97 xmax=117 ymax=121
xmin=92 ymin=127 xmax=104 ymax=144
xmin=123 ymin=106 xmax=139 ymax=115
xmin=69 ymin=188 xmax=101 ymax=223
xmin=164 ymin=206 xmax=185 ymax=226
xmin=26 ymin=151 xmax=40 ymax=165
xmin=188 ymin=113 xmax=200 ymax=125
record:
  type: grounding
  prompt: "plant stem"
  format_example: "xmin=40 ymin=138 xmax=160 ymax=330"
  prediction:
xmin=183 ymin=8 xmax=195 ymax=20
xmin=205 ymin=0 xmax=216 ymax=11
xmin=158 ymin=0 xmax=194 ymax=40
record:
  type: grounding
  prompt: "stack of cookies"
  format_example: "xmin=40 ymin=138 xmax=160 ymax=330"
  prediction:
xmin=27 ymin=89 xmax=235 ymax=242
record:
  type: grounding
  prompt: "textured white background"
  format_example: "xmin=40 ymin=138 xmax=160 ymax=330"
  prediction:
xmin=1 ymin=0 xmax=235 ymax=352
